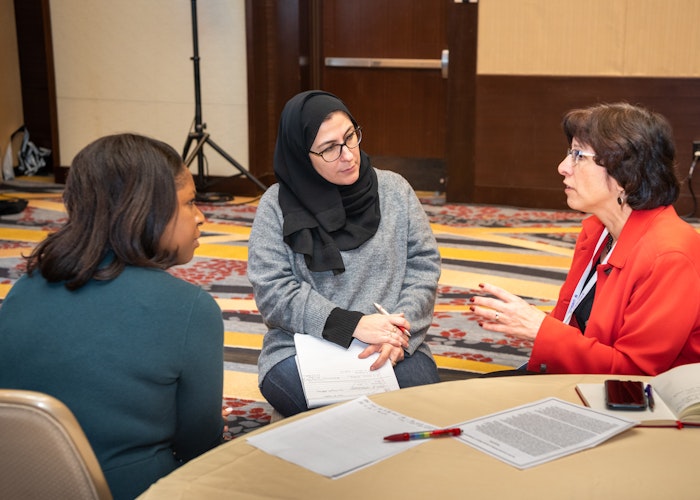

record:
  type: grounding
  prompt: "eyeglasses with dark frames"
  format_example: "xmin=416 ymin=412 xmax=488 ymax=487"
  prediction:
xmin=309 ymin=127 xmax=362 ymax=162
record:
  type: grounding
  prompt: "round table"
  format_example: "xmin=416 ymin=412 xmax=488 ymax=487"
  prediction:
xmin=139 ymin=374 xmax=698 ymax=499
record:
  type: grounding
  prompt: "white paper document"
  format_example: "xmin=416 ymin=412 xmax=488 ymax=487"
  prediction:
xmin=294 ymin=334 xmax=400 ymax=408
xmin=455 ymin=397 xmax=636 ymax=469
xmin=247 ymin=396 xmax=435 ymax=478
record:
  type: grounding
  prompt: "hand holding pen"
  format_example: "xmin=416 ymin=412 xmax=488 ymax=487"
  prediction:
xmin=373 ymin=303 xmax=411 ymax=337
xmin=353 ymin=314 xmax=408 ymax=350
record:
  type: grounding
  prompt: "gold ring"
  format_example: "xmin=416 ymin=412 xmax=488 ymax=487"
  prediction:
xmin=494 ymin=312 xmax=500 ymax=321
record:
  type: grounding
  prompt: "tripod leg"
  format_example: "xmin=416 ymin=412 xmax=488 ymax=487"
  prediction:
xmin=204 ymin=136 xmax=267 ymax=192
xmin=182 ymin=132 xmax=209 ymax=189
xmin=182 ymin=134 xmax=194 ymax=160
xmin=183 ymin=133 xmax=209 ymax=167
xmin=183 ymin=0 xmax=265 ymax=195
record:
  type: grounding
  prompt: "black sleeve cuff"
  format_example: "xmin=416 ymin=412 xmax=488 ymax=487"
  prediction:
xmin=322 ymin=307 xmax=364 ymax=348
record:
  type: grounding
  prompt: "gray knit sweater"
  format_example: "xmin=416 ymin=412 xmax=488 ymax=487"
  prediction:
xmin=248 ymin=169 xmax=441 ymax=386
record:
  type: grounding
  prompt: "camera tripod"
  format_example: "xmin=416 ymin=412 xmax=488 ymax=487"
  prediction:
xmin=182 ymin=0 xmax=267 ymax=198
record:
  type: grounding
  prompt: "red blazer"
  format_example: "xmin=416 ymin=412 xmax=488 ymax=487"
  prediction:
xmin=528 ymin=205 xmax=700 ymax=375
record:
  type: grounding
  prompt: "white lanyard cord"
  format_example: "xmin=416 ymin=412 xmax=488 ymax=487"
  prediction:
xmin=563 ymin=230 xmax=616 ymax=325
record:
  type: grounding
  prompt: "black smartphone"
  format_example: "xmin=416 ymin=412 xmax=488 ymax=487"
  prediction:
xmin=604 ymin=379 xmax=647 ymax=410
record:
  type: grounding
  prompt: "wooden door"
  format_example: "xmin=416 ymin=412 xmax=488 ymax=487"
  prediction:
xmin=313 ymin=0 xmax=447 ymax=192
xmin=245 ymin=0 xmax=476 ymax=200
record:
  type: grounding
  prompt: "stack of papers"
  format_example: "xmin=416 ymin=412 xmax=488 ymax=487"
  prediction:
xmin=294 ymin=334 xmax=399 ymax=408
xmin=247 ymin=397 xmax=433 ymax=478
xmin=454 ymin=397 xmax=635 ymax=469
xmin=247 ymin=396 xmax=636 ymax=476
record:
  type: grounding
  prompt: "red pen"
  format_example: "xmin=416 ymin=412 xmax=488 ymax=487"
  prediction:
xmin=383 ymin=428 xmax=462 ymax=442
xmin=373 ymin=302 xmax=411 ymax=337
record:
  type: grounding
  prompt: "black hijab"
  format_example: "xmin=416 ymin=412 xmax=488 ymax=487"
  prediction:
xmin=274 ymin=91 xmax=380 ymax=274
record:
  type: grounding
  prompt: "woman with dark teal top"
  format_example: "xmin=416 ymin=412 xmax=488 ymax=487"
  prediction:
xmin=0 ymin=134 xmax=225 ymax=499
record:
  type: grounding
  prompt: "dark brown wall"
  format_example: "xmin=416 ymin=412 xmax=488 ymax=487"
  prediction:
xmin=14 ymin=0 xmax=59 ymax=175
xmin=474 ymin=76 xmax=700 ymax=213
xmin=444 ymin=1 xmax=477 ymax=203
xmin=245 ymin=0 xmax=306 ymax=187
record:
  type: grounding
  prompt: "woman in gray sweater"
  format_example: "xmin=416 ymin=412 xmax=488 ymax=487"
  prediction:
xmin=248 ymin=91 xmax=441 ymax=417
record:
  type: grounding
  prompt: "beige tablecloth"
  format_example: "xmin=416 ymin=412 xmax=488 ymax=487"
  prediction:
xmin=139 ymin=374 xmax=697 ymax=499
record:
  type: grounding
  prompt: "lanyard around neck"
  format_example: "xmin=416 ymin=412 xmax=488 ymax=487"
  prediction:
xmin=563 ymin=230 xmax=615 ymax=325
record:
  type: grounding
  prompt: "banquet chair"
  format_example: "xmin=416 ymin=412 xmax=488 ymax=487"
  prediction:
xmin=0 ymin=389 xmax=112 ymax=500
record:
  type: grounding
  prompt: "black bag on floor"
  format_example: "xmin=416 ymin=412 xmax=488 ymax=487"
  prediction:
xmin=12 ymin=126 xmax=51 ymax=176
xmin=0 ymin=196 xmax=28 ymax=215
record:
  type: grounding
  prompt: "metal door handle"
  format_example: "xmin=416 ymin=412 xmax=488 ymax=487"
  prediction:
xmin=325 ymin=50 xmax=449 ymax=79
xmin=441 ymin=49 xmax=449 ymax=79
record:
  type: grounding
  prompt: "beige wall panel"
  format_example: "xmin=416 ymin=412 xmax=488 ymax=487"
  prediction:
xmin=478 ymin=0 xmax=625 ymax=75
xmin=623 ymin=0 xmax=700 ymax=76
xmin=56 ymin=100 xmax=189 ymax=167
xmin=0 ymin=0 xmax=24 ymax=167
xmin=50 ymin=0 xmax=248 ymax=174
xmin=478 ymin=0 xmax=700 ymax=77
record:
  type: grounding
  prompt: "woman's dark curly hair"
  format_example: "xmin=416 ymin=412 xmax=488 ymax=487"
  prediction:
xmin=25 ymin=133 xmax=187 ymax=290
xmin=562 ymin=102 xmax=679 ymax=209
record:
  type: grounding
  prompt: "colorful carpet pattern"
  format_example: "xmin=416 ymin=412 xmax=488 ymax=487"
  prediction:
xmin=0 ymin=189 xmax=588 ymax=378
xmin=5 ymin=185 xmax=697 ymax=435
xmin=167 ymin=198 xmax=589 ymax=375
xmin=222 ymin=397 xmax=273 ymax=439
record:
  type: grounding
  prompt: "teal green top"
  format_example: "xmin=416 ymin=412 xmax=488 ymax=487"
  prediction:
xmin=0 ymin=265 xmax=224 ymax=499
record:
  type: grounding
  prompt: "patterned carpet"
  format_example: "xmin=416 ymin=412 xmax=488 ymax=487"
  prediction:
xmin=175 ymin=195 xmax=587 ymax=377
xmin=7 ymin=181 xmax=684 ymax=435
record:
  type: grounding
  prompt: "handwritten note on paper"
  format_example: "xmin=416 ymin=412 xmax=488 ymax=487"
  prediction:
xmin=294 ymin=334 xmax=400 ymax=408
xmin=455 ymin=398 xmax=636 ymax=469
xmin=247 ymin=396 xmax=434 ymax=478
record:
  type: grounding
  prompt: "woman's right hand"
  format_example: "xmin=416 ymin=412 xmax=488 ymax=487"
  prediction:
xmin=352 ymin=314 xmax=410 ymax=349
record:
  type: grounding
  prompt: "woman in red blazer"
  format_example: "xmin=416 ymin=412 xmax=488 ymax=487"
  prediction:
xmin=471 ymin=102 xmax=700 ymax=375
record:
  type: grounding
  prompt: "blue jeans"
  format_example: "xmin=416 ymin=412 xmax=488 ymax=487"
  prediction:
xmin=261 ymin=350 xmax=440 ymax=417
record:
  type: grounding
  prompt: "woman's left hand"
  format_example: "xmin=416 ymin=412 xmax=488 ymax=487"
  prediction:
xmin=358 ymin=343 xmax=405 ymax=371
xmin=470 ymin=283 xmax=547 ymax=341
xmin=353 ymin=314 xmax=410 ymax=349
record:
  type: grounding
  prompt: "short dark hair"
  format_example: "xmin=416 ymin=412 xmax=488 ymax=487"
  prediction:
xmin=562 ymin=102 xmax=679 ymax=209
xmin=26 ymin=133 xmax=186 ymax=290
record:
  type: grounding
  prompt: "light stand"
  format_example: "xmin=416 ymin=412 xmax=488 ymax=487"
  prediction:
xmin=182 ymin=0 xmax=267 ymax=199
xmin=683 ymin=152 xmax=699 ymax=220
